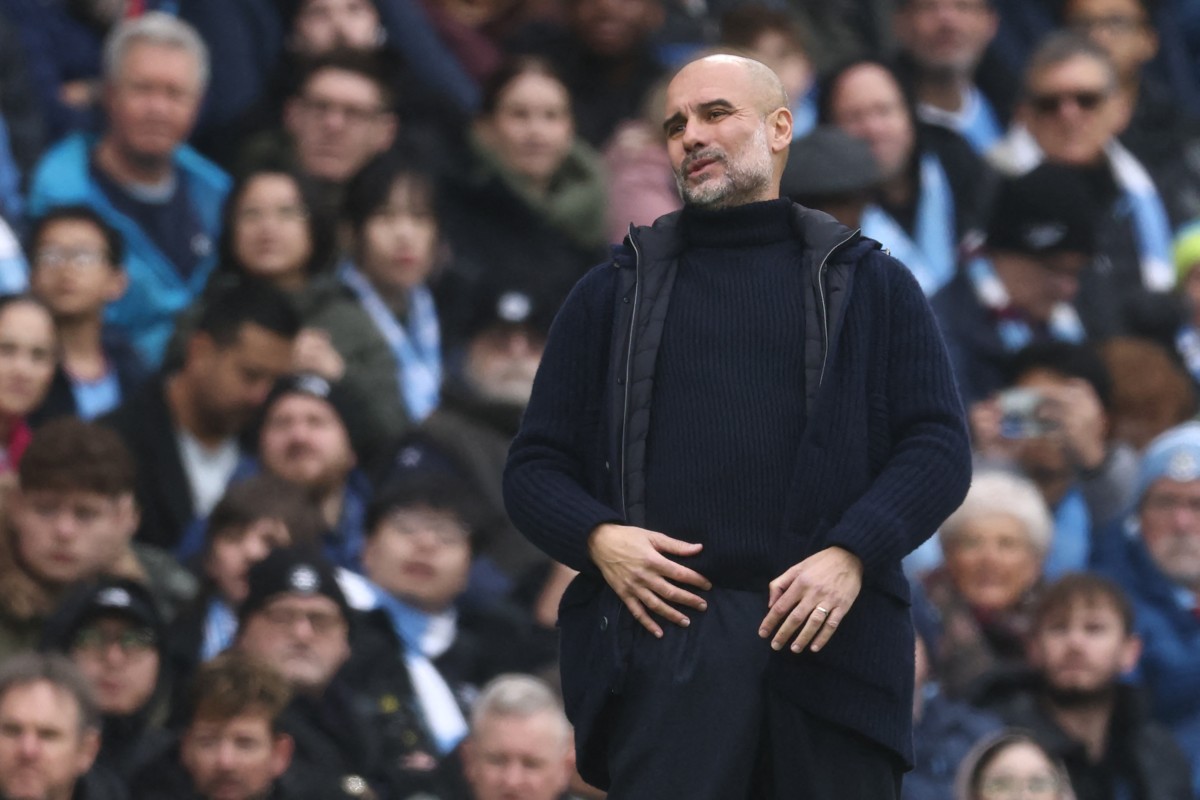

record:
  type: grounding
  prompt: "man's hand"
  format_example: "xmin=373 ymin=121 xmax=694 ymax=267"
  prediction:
xmin=759 ymin=546 xmax=863 ymax=653
xmin=587 ymin=523 xmax=711 ymax=638
xmin=1036 ymin=378 xmax=1107 ymax=471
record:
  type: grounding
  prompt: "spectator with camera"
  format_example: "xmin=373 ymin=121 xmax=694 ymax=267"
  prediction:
xmin=971 ymin=343 xmax=1139 ymax=578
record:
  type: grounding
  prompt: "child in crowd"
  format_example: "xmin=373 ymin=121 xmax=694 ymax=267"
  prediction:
xmin=27 ymin=205 xmax=144 ymax=423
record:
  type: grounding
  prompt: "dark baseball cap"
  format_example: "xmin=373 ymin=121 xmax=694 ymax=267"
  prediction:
xmin=986 ymin=163 xmax=1099 ymax=258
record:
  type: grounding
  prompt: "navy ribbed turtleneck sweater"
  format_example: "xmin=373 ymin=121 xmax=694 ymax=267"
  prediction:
xmin=643 ymin=198 xmax=806 ymax=588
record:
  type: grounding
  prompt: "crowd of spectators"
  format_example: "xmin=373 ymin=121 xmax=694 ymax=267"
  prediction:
xmin=0 ymin=0 xmax=1197 ymax=798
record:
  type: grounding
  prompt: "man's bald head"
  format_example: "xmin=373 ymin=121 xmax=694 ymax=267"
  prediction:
xmin=671 ymin=54 xmax=789 ymax=116
xmin=663 ymin=54 xmax=793 ymax=209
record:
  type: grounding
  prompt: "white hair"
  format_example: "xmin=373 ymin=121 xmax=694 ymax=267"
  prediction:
xmin=103 ymin=12 xmax=209 ymax=88
xmin=471 ymin=674 xmax=571 ymax=747
xmin=939 ymin=468 xmax=1054 ymax=554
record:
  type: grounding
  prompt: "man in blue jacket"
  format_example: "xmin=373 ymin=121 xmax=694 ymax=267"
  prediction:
xmin=503 ymin=54 xmax=972 ymax=798
xmin=27 ymin=13 xmax=230 ymax=368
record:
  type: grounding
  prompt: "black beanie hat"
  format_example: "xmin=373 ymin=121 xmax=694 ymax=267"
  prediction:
xmin=259 ymin=373 xmax=375 ymax=463
xmin=238 ymin=547 xmax=350 ymax=628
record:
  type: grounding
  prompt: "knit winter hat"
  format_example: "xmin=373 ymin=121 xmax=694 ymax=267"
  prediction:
xmin=238 ymin=547 xmax=350 ymax=628
xmin=259 ymin=373 xmax=374 ymax=462
xmin=1133 ymin=421 xmax=1200 ymax=507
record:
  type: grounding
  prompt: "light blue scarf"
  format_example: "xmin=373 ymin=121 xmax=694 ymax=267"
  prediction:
xmin=201 ymin=597 xmax=237 ymax=661
xmin=339 ymin=261 xmax=442 ymax=422
xmin=991 ymin=128 xmax=1175 ymax=291
xmin=918 ymin=86 xmax=1003 ymax=156
xmin=1045 ymin=487 xmax=1091 ymax=579
xmin=966 ymin=256 xmax=1086 ymax=349
xmin=372 ymin=587 xmax=468 ymax=755
xmin=1110 ymin=144 xmax=1175 ymax=291
xmin=861 ymin=152 xmax=957 ymax=295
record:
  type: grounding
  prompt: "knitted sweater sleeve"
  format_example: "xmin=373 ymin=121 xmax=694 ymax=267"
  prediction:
xmin=503 ymin=264 xmax=624 ymax=574
xmin=825 ymin=254 xmax=974 ymax=573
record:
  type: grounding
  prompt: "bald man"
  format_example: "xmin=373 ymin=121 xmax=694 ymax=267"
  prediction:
xmin=505 ymin=55 xmax=971 ymax=799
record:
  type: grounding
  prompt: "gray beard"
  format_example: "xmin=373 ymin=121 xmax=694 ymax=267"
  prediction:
xmin=674 ymin=128 xmax=773 ymax=209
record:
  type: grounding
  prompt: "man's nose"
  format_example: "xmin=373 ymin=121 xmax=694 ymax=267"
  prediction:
xmin=17 ymin=731 xmax=41 ymax=759
xmin=681 ymin=119 xmax=706 ymax=151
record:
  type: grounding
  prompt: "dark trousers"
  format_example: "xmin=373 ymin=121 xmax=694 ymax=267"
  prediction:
xmin=605 ymin=588 xmax=903 ymax=800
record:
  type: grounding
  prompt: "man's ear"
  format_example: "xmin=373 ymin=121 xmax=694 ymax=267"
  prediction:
xmin=270 ymin=732 xmax=294 ymax=779
xmin=373 ymin=112 xmax=399 ymax=153
xmin=104 ymin=269 xmax=130 ymax=304
xmin=117 ymin=493 xmax=140 ymax=538
xmin=1119 ymin=633 xmax=1143 ymax=675
xmin=76 ymin=726 xmax=101 ymax=775
xmin=185 ymin=331 xmax=217 ymax=371
xmin=769 ymin=107 xmax=793 ymax=154
xmin=1025 ymin=630 xmax=1045 ymax=668
xmin=461 ymin=736 xmax=477 ymax=778
xmin=283 ymin=97 xmax=302 ymax=136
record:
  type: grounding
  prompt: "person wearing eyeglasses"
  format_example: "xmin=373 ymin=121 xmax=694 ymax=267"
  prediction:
xmin=956 ymin=730 xmax=1077 ymax=800
xmin=988 ymin=32 xmax=1187 ymax=341
xmin=40 ymin=577 xmax=172 ymax=785
xmin=361 ymin=472 xmax=542 ymax=709
xmin=1093 ymin=422 xmax=1200 ymax=796
xmin=253 ymin=50 xmax=397 ymax=217
xmin=234 ymin=547 xmax=452 ymax=799
xmin=27 ymin=206 xmax=148 ymax=425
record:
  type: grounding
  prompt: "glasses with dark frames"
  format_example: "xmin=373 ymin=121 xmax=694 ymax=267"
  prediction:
xmin=1028 ymin=90 xmax=1109 ymax=115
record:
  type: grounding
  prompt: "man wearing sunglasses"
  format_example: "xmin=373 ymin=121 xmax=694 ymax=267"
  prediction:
xmin=1062 ymin=0 xmax=1200 ymax=176
xmin=990 ymin=32 xmax=1185 ymax=340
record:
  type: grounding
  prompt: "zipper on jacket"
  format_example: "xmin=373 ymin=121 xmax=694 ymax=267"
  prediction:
xmin=816 ymin=230 xmax=861 ymax=389
xmin=619 ymin=226 xmax=642 ymax=518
